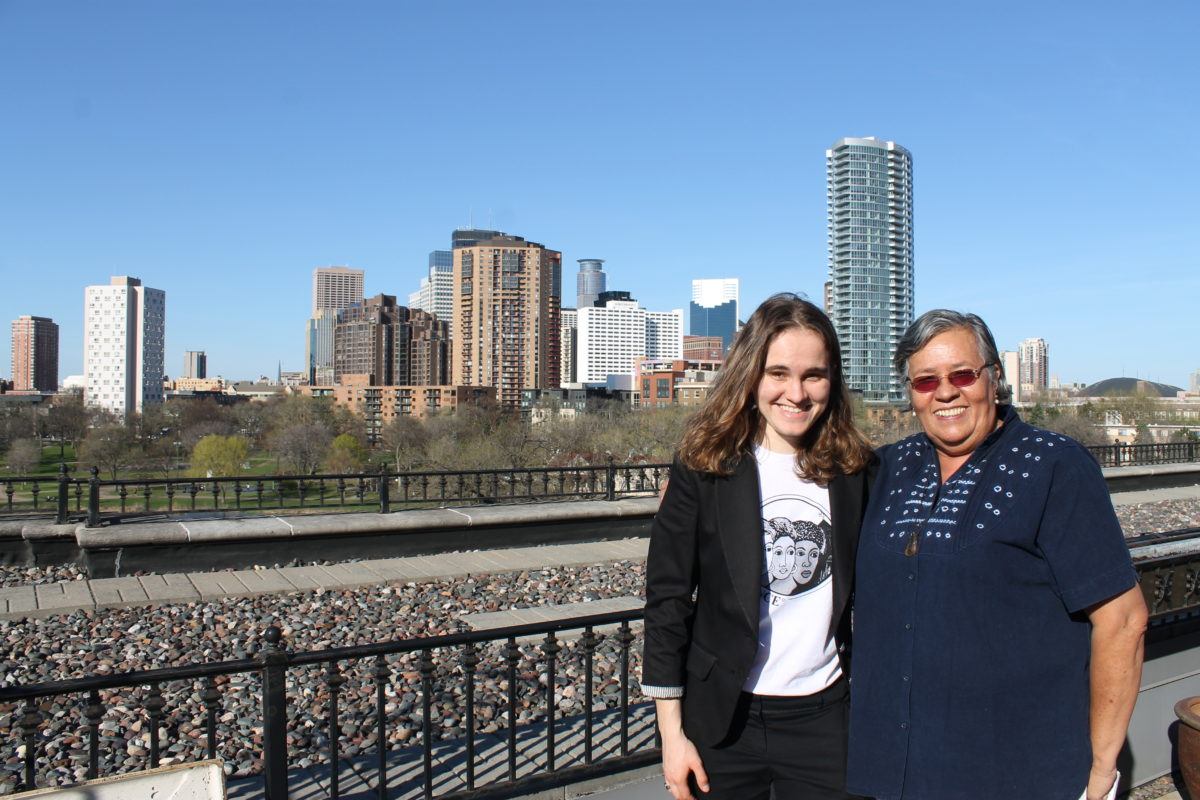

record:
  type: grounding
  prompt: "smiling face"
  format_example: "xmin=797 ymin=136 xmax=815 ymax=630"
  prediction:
xmin=907 ymin=327 xmax=999 ymax=476
xmin=755 ymin=326 xmax=831 ymax=454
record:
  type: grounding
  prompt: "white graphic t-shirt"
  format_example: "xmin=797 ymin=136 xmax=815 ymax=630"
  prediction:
xmin=742 ymin=445 xmax=841 ymax=695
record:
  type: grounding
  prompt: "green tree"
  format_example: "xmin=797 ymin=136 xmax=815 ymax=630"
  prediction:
xmin=79 ymin=424 xmax=137 ymax=480
xmin=324 ymin=433 xmax=368 ymax=473
xmin=4 ymin=438 xmax=42 ymax=474
xmin=191 ymin=434 xmax=250 ymax=478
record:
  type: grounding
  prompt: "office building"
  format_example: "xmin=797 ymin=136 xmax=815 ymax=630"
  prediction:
xmin=1019 ymin=338 xmax=1049 ymax=396
xmin=10 ymin=315 xmax=59 ymax=393
xmin=408 ymin=250 xmax=456 ymax=335
xmin=312 ymin=266 xmax=365 ymax=315
xmin=1191 ymin=369 xmax=1200 ymax=395
xmin=452 ymin=229 xmax=505 ymax=249
xmin=683 ymin=335 xmax=725 ymax=363
xmin=84 ymin=276 xmax=165 ymax=416
xmin=827 ymin=136 xmax=914 ymax=403
xmin=690 ymin=278 xmax=739 ymax=351
xmin=306 ymin=309 xmax=337 ymax=386
xmin=560 ymin=308 xmax=578 ymax=387
xmin=451 ymin=232 xmax=562 ymax=408
xmin=183 ymin=350 xmax=207 ymax=380
xmin=576 ymin=259 xmax=607 ymax=310
xmin=577 ymin=296 xmax=683 ymax=384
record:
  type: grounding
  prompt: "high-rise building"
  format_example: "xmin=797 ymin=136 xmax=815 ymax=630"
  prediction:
xmin=306 ymin=309 xmax=337 ymax=386
xmin=1019 ymin=338 xmax=1049 ymax=395
xmin=576 ymin=259 xmax=607 ymax=310
xmin=312 ymin=266 xmax=365 ymax=315
xmin=1000 ymin=350 xmax=1023 ymax=405
xmin=183 ymin=350 xmax=207 ymax=380
xmin=11 ymin=316 xmax=59 ymax=393
xmin=84 ymin=276 xmax=165 ymax=416
xmin=408 ymin=250 xmax=456 ymax=335
xmin=827 ymin=136 xmax=914 ymax=403
xmin=451 ymin=232 xmax=562 ymax=408
xmin=560 ymin=308 xmax=578 ymax=387
xmin=333 ymin=295 xmax=449 ymax=387
xmin=577 ymin=296 xmax=683 ymax=384
xmin=690 ymin=278 xmax=739 ymax=351
xmin=1190 ymin=369 xmax=1200 ymax=395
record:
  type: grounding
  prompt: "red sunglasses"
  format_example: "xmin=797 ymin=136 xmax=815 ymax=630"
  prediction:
xmin=906 ymin=366 xmax=989 ymax=393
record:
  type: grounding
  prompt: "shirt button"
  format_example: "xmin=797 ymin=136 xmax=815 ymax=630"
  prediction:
xmin=904 ymin=623 xmax=913 ymax=630
xmin=900 ymin=722 xmax=908 ymax=730
xmin=907 ymin=573 xmax=915 ymax=581
xmin=902 ymin=675 xmax=910 ymax=682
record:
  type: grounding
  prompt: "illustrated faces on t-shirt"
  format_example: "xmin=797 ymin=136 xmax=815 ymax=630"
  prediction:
xmin=762 ymin=509 xmax=832 ymax=601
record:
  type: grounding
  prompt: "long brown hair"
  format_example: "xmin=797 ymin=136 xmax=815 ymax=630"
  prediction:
xmin=677 ymin=293 xmax=873 ymax=483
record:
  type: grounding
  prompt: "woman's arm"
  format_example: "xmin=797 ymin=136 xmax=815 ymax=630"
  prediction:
xmin=1084 ymin=585 xmax=1148 ymax=800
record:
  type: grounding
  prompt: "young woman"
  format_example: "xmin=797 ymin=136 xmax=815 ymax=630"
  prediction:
xmin=641 ymin=293 xmax=875 ymax=800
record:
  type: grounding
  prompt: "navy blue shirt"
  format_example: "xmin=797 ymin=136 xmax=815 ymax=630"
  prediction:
xmin=847 ymin=406 xmax=1138 ymax=800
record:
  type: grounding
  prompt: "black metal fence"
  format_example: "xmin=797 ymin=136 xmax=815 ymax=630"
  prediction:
xmin=1088 ymin=440 xmax=1200 ymax=468
xmin=2 ymin=440 xmax=1197 ymax=525
xmin=0 ymin=609 xmax=655 ymax=798
xmin=0 ymin=461 xmax=671 ymax=526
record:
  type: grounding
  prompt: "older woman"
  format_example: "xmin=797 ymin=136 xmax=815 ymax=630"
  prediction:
xmin=846 ymin=310 xmax=1147 ymax=800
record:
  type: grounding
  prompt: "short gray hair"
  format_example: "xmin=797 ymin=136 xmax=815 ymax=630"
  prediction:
xmin=893 ymin=309 xmax=1012 ymax=405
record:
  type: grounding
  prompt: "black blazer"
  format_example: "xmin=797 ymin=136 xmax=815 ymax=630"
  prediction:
xmin=642 ymin=453 xmax=872 ymax=747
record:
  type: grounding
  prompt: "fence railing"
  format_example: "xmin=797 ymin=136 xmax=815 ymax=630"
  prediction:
xmin=1088 ymin=440 xmax=1200 ymax=468
xmin=0 ymin=609 xmax=655 ymax=798
xmin=2 ymin=440 xmax=1197 ymax=525
xmin=0 ymin=461 xmax=672 ymax=526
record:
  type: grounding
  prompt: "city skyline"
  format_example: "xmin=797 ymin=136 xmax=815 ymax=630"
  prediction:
xmin=2 ymin=3 xmax=1197 ymax=387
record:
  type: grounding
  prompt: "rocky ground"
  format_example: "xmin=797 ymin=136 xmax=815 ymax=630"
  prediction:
xmin=0 ymin=561 xmax=648 ymax=793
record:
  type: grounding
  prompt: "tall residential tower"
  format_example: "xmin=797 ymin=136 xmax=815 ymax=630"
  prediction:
xmin=451 ymin=232 xmax=562 ymax=408
xmin=10 ymin=315 xmax=59 ymax=393
xmin=84 ymin=276 xmax=165 ymax=416
xmin=827 ymin=136 xmax=914 ymax=403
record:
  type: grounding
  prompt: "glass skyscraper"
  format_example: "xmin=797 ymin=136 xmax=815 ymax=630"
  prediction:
xmin=576 ymin=259 xmax=606 ymax=309
xmin=827 ymin=137 xmax=914 ymax=403
xmin=689 ymin=278 xmax=739 ymax=352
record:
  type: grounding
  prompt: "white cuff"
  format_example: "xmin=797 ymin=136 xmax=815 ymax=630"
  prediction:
xmin=641 ymin=684 xmax=685 ymax=699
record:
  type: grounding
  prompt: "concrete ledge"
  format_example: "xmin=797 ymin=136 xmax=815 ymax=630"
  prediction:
xmin=21 ymin=523 xmax=77 ymax=542
xmin=184 ymin=516 xmax=294 ymax=543
xmin=76 ymin=522 xmax=189 ymax=548
xmin=1106 ymin=462 xmax=1200 ymax=493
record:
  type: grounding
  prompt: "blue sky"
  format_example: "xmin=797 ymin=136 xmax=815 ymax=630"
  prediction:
xmin=2 ymin=1 xmax=1197 ymax=386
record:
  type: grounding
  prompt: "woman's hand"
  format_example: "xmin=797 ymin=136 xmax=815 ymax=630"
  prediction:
xmin=655 ymin=698 xmax=709 ymax=799
xmin=661 ymin=728 xmax=709 ymax=800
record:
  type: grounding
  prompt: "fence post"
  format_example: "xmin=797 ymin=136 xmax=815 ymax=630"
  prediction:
xmin=260 ymin=625 xmax=290 ymax=800
xmin=378 ymin=463 xmax=391 ymax=514
xmin=606 ymin=455 xmax=616 ymax=501
xmin=86 ymin=467 xmax=101 ymax=528
xmin=56 ymin=463 xmax=70 ymax=524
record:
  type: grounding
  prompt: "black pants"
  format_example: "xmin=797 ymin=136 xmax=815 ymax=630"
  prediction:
xmin=693 ymin=679 xmax=859 ymax=800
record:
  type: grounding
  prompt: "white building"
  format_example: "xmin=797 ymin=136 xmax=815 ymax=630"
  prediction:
xmin=577 ymin=299 xmax=683 ymax=384
xmin=312 ymin=266 xmax=364 ymax=315
xmin=1019 ymin=337 xmax=1049 ymax=396
xmin=408 ymin=251 xmax=454 ymax=335
xmin=182 ymin=350 xmax=206 ymax=379
xmin=84 ymin=276 xmax=166 ymax=417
